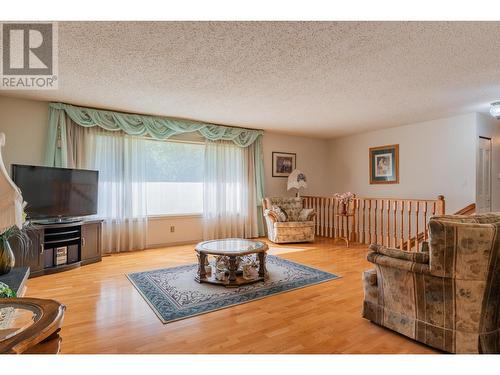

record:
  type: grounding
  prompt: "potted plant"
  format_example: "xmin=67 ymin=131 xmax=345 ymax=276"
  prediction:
xmin=0 ymin=281 xmax=16 ymax=298
xmin=0 ymin=210 xmax=31 ymax=276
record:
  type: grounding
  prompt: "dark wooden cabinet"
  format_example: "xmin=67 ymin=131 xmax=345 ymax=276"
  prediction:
xmin=81 ymin=221 xmax=102 ymax=264
xmin=10 ymin=229 xmax=44 ymax=276
xmin=25 ymin=229 xmax=44 ymax=275
xmin=10 ymin=220 xmax=102 ymax=278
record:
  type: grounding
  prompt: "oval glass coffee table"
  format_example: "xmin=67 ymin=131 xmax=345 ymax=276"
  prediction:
xmin=195 ymin=238 xmax=269 ymax=287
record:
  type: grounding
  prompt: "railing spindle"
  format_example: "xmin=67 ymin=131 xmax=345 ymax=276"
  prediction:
xmin=393 ymin=201 xmax=397 ymax=248
xmin=320 ymin=198 xmax=323 ymax=237
xmin=356 ymin=199 xmax=360 ymax=242
xmin=380 ymin=199 xmax=382 ymax=246
xmin=386 ymin=199 xmax=390 ymax=247
xmin=324 ymin=198 xmax=328 ymax=237
xmin=336 ymin=199 xmax=340 ymax=238
xmin=316 ymin=197 xmax=320 ymax=236
xmin=363 ymin=198 xmax=367 ymax=245
xmin=323 ymin=198 xmax=327 ymax=237
xmin=400 ymin=201 xmax=405 ymax=250
xmin=423 ymin=201 xmax=428 ymax=242
xmin=415 ymin=201 xmax=420 ymax=251
xmin=366 ymin=200 xmax=371 ymax=244
xmin=407 ymin=201 xmax=412 ymax=251
xmin=326 ymin=198 xmax=330 ymax=237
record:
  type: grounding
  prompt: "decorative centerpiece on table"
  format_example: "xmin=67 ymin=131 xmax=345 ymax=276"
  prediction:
xmin=213 ymin=251 xmax=260 ymax=281
xmin=334 ymin=192 xmax=355 ymax=215
xmin=0 ymin=132 xmax=30 ymax=276
xmin=240 ymin=254 xmax=259 ymax=280
xmin=214 ymin=256 xmax=238 ymax=282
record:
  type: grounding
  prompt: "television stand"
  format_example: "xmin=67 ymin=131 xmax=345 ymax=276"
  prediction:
xmin=9 ymin=219 xmax=103 ymax=278
xmin=32 ymin=217 xmax=83 ymax=225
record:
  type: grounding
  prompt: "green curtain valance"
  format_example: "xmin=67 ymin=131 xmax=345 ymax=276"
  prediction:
xmin=48 ymin=103 xmax=263 ymax=147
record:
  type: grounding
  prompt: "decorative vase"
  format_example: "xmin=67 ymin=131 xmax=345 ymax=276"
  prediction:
xmin=215 ymin=269 xmax=227 ymax=282
xmin=0 ymin=239 xmax=15 ymax=275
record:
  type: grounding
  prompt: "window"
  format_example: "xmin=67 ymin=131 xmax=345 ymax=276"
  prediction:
xmin=143 ymin=139 xmax=204 ymax=215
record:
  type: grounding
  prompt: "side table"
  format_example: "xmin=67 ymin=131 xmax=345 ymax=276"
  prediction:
xmin=334 ymin=213 xmax=354 ymax=247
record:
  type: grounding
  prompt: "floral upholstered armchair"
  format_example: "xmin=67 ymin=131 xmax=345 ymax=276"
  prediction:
xmin=262 ymin=197 xmax=315 ymax=244
xmin=362 ymin=213 xmax=500 ymax=354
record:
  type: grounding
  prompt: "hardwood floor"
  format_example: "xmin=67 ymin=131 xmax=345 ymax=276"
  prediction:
xmin=25 ymin=238 xmax=437 ymax=354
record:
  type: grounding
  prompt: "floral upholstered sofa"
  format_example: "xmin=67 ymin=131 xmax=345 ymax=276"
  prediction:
xmin=363 ymin=213 xmax=500 ymax=354
xmin=262 ymin=197 xmax=316 ymax=243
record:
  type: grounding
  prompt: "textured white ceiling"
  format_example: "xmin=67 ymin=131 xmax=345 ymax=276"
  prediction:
xmin=3 ymin=21 xmax=500 ymax=138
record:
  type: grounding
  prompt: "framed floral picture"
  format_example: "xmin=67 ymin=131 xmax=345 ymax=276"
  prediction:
xmin=272 ymin=152 xmax=296 ymax=177
xmin=369 ymin=144 xmax=399 ymax=184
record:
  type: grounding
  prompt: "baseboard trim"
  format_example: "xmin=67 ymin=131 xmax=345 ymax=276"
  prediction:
xmin=146 ymin=239 xmax=202 ymax=249
xmin=101 ymin=240 xmax=201 ymax=257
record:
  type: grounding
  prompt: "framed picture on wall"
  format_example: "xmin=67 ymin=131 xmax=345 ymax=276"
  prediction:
xmin=272 ymin=152 xmax=296 ymax=177
xmin=369 ymin=144 xmax=399 ymax=184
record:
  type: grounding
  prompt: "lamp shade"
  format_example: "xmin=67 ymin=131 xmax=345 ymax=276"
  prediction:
xmin=0 ymin=133 xmax=24 ymax=234
xmin=287 ymin=169 xmax=307 ymax=191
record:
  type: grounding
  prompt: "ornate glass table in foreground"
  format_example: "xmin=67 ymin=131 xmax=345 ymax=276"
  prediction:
xmin=0 ymin=298 xmax=65 ymax=354
xmin=194 ymin=238 xmax=269 ymax=287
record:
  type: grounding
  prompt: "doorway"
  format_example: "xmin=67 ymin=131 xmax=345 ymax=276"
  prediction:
xmin=477 ymin=137 xmax=492 ymax=213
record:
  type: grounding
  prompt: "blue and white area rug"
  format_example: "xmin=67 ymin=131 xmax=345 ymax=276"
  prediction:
xmin=127 ymin=255 xmax=340 ymax=324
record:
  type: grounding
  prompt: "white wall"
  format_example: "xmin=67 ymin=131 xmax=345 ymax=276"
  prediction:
xmin=262 ymin=132 xmax=331 ymax=197
xmin=0 ymin=96 xmax=49 ymax=172
xmin=476 ymin=112 xmax=500 ymax=212
xmin=147 ymin=215 xmax=203 ymax=247
xmin=327 ymin=114 xmax=478 ymax=214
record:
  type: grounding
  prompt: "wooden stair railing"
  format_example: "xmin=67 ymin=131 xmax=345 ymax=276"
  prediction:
xmin=303 ymin=196 xmax=478 ymax=251
xmin=407 ymin=202 xmax=476 ymax=249
xmin=453 ymin=203 xmax=476 ymax=215
xmin=302 ymin=195 xmax=445 ymax=251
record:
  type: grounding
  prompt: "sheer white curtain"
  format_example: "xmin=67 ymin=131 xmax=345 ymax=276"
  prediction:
xmin=203 ymin=140 xmax=259 ymax=239
xmin=81 ymin=127 xmax=149 ymax=253
xmin=62 ymin=120 xmax=148 ymax=252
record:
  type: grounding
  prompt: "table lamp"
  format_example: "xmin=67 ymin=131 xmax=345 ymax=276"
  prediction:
xmin=287 ymin=169 xmax=307 ymax=197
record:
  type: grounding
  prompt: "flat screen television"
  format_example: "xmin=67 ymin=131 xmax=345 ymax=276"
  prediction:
xmin=11 ymin=164 xmax=99 ymax=221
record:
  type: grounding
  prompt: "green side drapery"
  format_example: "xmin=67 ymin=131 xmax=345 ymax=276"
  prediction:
xmin=254 ymin=136 xmax=265 ymax=235
xmin=45 ymin=105 xmax=68 ymax=167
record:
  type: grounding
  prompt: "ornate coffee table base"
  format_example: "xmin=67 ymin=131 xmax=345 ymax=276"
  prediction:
xmin=194 ymin=239 xmax=268 ymax=288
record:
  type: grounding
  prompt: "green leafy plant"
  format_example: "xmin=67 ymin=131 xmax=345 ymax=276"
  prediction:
xmin=0 ymin=282 xmax=16 ymax=298
xmin=0 ymin=222 xmax=34 ymax=265
xmin=1 ymin=225 xmax=30 ymax=248
xmin=0 ymin=203 xmax=34 ymax=267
